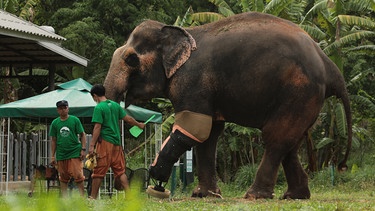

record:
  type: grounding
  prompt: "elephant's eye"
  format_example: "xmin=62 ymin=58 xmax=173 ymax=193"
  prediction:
xmin=125 ymin=53 xmax=140 ymax=68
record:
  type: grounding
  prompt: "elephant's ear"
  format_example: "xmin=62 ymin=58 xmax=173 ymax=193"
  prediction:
xmin=161 ymin=26 xmax=197 ymax=78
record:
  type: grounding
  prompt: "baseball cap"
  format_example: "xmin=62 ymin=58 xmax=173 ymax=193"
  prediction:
xmin=56 ymin=100 xmax=68 ymax=107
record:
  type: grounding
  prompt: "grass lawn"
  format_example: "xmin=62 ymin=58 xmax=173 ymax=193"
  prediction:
xmin=1 ymin=182 xmax=374 ymax=211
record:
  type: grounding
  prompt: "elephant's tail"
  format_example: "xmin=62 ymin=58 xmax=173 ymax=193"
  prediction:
xmin=326 ymin=61 xmax=352 ymax=172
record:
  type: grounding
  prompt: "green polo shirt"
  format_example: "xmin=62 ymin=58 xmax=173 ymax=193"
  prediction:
xmin=49 ymin=115 xmax=84 ymax=161
xmin=91 ymin=100 xmax=126 ymax=145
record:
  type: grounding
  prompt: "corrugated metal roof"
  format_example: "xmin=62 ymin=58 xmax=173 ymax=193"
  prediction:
xmin=38 ymin=41 xmax=88 ymax=66
xmin=0 ymin=9 xmax=65 ymax=42
xmin=0 ymin=9 xmax=88 ymax=67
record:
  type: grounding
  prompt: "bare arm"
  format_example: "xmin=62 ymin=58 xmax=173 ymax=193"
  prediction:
xmin=80 ymin=132 xmax=87 ymax=160
xmin=89 ymin=123 xmax=102 ymax=154
xmin=123 ymin=115 xmax=145 ymax=129
xmin=51 ymin=136 xmax=57 ymax=163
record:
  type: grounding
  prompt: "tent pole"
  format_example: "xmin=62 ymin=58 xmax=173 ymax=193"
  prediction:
xmin=122 ymin=120 xmax=124 ymax=149
xmin=144 ymin=125 xmax=147 ymax=168
xmin=6 ymin=117 xmax=10 ymax=195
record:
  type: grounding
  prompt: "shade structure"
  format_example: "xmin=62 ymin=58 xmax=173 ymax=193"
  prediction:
xmin=0 ymin=78 xmax=164 ymax=195
xmin=0 ymin=78 xmax=162 ymax=123
xmin=0 ymin=9 xmax=88 ymax=67
xmin=0 ymin=78 xmax=94 ymax=118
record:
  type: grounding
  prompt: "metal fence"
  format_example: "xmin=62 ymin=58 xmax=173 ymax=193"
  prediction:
xmin=0 ymin=122 xmax=162 ymax=197
xmin=0 ymin=132 xmax=61 ymax=189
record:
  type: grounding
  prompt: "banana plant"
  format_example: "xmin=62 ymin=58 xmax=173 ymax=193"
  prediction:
xmin=0 ymin=0 xmax=18 ymax=12
xmin=151 ymin=98 xmax=175 ymax=138
xmin=301 ymin=0 xmax=375 ymax=169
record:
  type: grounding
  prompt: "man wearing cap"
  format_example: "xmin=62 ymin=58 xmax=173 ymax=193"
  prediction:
xmin=49 ymin=100 xmax=87 ymax=197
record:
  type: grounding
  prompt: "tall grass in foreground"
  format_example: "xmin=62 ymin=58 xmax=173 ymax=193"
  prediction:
xmin=0 ymin=166 xmax=374 ymax=210
xmin=0 ymin=187 xmax=144 ymax=211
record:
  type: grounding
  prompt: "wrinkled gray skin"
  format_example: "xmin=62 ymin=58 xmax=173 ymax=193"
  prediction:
xmin=104 ymin=12 xmax=352 ymax=200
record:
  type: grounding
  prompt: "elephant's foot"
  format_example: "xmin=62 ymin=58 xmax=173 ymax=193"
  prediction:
xmin=191 ymin=185 xmax=222 ymax=198
xmin=244 ymin=188 xmax=275 ymax=200
xmin=281 ymin=187 xmax=310 ymax=199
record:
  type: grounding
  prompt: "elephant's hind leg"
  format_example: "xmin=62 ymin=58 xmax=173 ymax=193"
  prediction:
xmin=281 ymin=140 xmax=310 ymax=199
xmin=192 ymin=121 xmax=224 ymax=198
xmin=244 ymin=148 xmax=281 ymax=200
xmin=245 ymin=111 xmax=317 ymax=199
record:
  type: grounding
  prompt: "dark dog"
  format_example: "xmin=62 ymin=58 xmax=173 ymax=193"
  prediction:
xmin=28 ymin=164 xmax=58 ymax=197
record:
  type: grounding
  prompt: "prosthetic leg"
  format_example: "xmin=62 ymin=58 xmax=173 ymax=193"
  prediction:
xmin=147 ymin=129 xmax=198 ymax=198
xmin=147 ymin=111 xmax=212 ymax=198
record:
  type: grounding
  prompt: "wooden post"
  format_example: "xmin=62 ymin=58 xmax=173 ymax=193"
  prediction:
xmin=14 ymin=138 xmax=19 ymax=181
xmin=29 ymin=139 xmax=34 ymax=182
xmin=8 ymin=133 xmax=13 ymax=181
xmin=22 ymin=135 xmax=27 ymax=181
xmin=48 ymin=64 xmax=56 ymax=91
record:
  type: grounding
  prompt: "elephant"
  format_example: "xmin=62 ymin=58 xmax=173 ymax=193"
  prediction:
xmin=103 ymin=12 xmax=352 ymax=200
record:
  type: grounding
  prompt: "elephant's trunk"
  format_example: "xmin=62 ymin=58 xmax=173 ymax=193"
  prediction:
xmin=104 ymin=46 xmax=129 ymax=102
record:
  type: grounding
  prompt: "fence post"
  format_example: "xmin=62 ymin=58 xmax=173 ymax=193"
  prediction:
xmin=34 ymin=134 xmax=40 ymax=166
xmin=0 ymin=129 xmax=4 ymax=182
xmin=14 ymin=136 xmax=20 ymax=182
xmin=8 ymin=133 xmax=14 ymax=181
xmin=29 ymin=138 xmax=34 ymax=182
xmin=86 ymin=134 xmax=91 ymax=154
xmin=21 ymin=134 xmax=27 ymax=181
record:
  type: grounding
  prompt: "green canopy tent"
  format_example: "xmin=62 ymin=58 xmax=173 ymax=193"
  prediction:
xmin=0 ymin=78 xmax=163 ymax=123
xmin=0 ymin=78 xmax=163 ymax=195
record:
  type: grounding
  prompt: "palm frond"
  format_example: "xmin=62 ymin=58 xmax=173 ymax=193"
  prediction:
xmin=18 ymin=68 xmax=49 ymax=76
xmin=174 ymin=6 xmax=194 ymax=27
xmin=263 ymin=0 xmax=294 ymax=16
xmin=350 ymin=95 xmax=375 ymax=115
xmin=161 ymin=114 xmax=175 ymax=135
xmin=334 ymin=103 xmax=347 ymax=138
xmin=248 ymin=0 xmax=266 ymax=12
xmin=327 ymin=0 xmax=345 ymax=17
xmin=323 ymin=31 xmax=375 ymax=55
xmin=338 ymin=15 xmax=375 ymax=29
xmin=346 ymin=0 xmax=375 ymax=14
xmin=352 ymin=125 xmax=374 ymax=148
xmin=323 ymin=40 xmax=341 ymax=56
xmin=283 ymin=0 xmax=308 ymax=23
xmin=151 ymin=98 xmax=172 ymax=109
xmin=347 ymin=45 xmax=375 ymax=53
xmin=19 ymin=0 xmax=38 ymax=21
xmin=225 ymin=123 xmax=261 ymax=137
xmin=301 ymin=0 xmax=328 ymax=24
xmin=174 ymin=16 xmax=182 ymax=26
xmin=209 ymin=0 xmax=235 ymax=17
xmin=340 ymin=31 xmax=375 ymax=46
xmin=240 ymin=0 xmax=250 ymax=12
xmin=190 ymin=21 xmax=202 ymax=27
xmin=300 ymin=24 xmax=327 ymax=41
xmin=217 ymin=7 xmax=235 ymax=17
xmin=316 ymin=137 xmax=335 ymax=149
xmin=191 ymin=12 xmax=226 ymax=24
xmin=2 ymin=0 xmax=18 ymax=14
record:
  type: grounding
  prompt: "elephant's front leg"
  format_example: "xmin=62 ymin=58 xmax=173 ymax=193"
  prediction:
xmin=192 ymin=121 xmax=224 ymax=198
xmin=149 ymin=111 xmax=212 ymax=183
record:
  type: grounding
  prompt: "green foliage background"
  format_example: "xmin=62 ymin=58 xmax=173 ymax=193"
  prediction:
xmin=1 ymin=0 xmax=375 ymax=189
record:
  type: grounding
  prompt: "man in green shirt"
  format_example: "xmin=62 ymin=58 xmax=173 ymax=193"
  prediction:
xmin=88 ymin=84 xmax=145 ymax=199
xmin=49 ymin=100 xmax=87 ymax=197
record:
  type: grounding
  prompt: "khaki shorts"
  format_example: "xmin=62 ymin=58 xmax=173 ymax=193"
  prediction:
xmin=57 ymin=158 xmax=85 ymax=183
xmin=92 ymin=140 xmax=126 ymax=179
